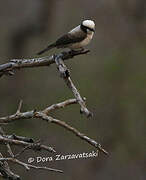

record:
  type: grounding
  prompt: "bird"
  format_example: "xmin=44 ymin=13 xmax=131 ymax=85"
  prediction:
xmin=37 ymin=19 xmax=95 ymax=55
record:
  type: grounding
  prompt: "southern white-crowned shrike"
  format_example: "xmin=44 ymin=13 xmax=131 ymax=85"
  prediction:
xmin=37 ymin=20 xmax=95 ymax=55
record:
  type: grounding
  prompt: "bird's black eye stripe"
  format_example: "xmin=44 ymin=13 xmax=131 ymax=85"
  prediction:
xmin=87 ymin=27 xmax=95 ymax=32
xmin=81 ymin=24 xmax=94 ymax=32
xmin=81 ymin=24 xmax=87 ymax=33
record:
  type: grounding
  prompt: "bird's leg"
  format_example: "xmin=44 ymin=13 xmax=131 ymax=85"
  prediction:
xmin=80 ymin=47 xmax=85 ymax=52
xmin=70 ymin=48 xmax=84 ymax=54
xmin=68 ymin=48 xmax=89 ymax=57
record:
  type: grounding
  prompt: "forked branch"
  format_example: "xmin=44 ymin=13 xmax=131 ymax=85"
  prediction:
xmin=0 ymin=49 xmax=108 ymax=179
xmin=0 ymin=99 xmax=108 ymax=155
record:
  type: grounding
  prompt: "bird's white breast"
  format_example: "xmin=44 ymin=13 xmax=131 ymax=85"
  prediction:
xmin=70 ymin=32 xmax=94 ymax=49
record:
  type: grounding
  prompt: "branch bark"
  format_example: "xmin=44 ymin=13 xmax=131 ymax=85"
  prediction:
xmin=0 ymin=50 xmax=89 ymax=77
xmin=35 ymin=112 xmax=108 ymax=155
xmin=55 ymin=54 xmax=92 ymax=117
xmin=0 ymin=50 xmax=92 ymax=117
xmin=0 ymin=158 xmax=63 ymax=173
xmin=0 ymin=153 xmax=20 ymax=180
xmin=0 ymin=127 xmax=14 ymax=157
xmin=0 ymin=100 xmax=108 ymax=155
xmin=0 ymin=135 xmax=55 ymax=153
xmin=0 ymin=49 xmax=108 ymax=179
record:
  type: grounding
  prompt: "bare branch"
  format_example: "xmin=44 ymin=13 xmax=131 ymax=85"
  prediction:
xmin=42 ymin=98 xmax=77 ymax=114
xmin=0 ymin=98 xmax=78 ymax=123
xmin=0 ymin=48 xmax=108 ymax=179
xmin=0 ymin=99 xmax=108 ymax=155
xmin=0 ymin=50 xmax=92 ymax=118
xmin=35 ymin=112 xmax=108 ymax=155
xmin=0 ymin=110 xmax=35 ymax=123
xmin=16 ymin=100 xmax=23 ymax=114
xmin=54 ymin=54 xmax=92 ymax=117
xmin=0 ymin=50 xmax=89 ymax=78
xmin=0 ymin=127 xmax=14 ymax=157
xmin=0 ymin=135 xmax=55 ymax=153
xmin=0 ymin=153 xmax=20 ymax=180
xmin=0 ymin=157 xmax=63 ymax=173
xmin=5 ymin=134 xmax=34 ymax=143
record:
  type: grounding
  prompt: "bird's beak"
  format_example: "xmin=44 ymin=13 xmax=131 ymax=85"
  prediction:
xmin=92 ymin=29 xmax=95 ymax=32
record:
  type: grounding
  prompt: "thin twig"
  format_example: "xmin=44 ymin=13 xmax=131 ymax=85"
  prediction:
xmin=0 ymin=153 xmax=20 ymax=180
xmin=5 ymin=134 xmax=34 ymax=143
xmin=35 ymin=112 xmax=108 ymax=155
xmin=0 ymin=135 xmax=55 ymax=153
xmin=42 ymin=98 xmax=77 ymax=114
xmin=16 ymin=100 xmax=23 ymax=114
xmin=0 ymin=127 xmax=14 ymax=157
xmin=0 ymin=158 xmax=63 ymax=173
xmin=0 ymin=98 xmax=79 ymax=123
xmin=14 ymin=145 xmax=31 ymax=158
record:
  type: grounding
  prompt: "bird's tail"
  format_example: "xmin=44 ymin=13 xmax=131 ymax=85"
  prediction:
xmin=37 ymin=43 xmax=56 ymax=55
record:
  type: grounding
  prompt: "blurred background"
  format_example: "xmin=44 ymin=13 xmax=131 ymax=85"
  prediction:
xmin=0 ymin=0 xmax=146 ymax=179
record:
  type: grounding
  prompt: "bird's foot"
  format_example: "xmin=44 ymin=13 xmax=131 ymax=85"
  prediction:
xmin=70 ymin=48 xmax=84 ymax=54
xmin=70 ymin=48 xmax=90 ymax=55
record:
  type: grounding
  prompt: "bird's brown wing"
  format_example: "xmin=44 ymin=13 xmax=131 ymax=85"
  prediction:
xmin=55 ymin=32 xmax=86 ymax=48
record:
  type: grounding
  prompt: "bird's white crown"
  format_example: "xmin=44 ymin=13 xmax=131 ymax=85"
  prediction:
xmin=82 ymin=20 xmax=95 ymax=29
